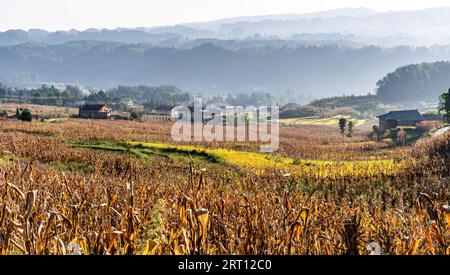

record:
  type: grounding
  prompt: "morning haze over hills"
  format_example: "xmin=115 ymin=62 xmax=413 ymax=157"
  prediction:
xmin=2 ymin=7 xmax=450 ymax=103
xmin=4 ymin=2 xmax=450 ymax=258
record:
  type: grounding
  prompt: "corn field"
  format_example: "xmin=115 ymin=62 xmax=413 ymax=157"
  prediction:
xmin=0 ymin=119 xmax=449 ymax=255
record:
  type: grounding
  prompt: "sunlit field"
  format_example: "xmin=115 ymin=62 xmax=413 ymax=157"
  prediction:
xmin=0 ymin=118 xmax=449 ymax=255
xmin=279 ymin=115 xmax=367 ymax=127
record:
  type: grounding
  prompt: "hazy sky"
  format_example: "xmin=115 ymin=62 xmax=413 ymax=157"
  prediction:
xmin=2 ymin=0 xmax=450 ymax=31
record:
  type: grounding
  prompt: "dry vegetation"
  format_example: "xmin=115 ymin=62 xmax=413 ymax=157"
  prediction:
xmin=0 ymin=103 xmax=78 ymax=118
xmin=0 ymin=118 xmax=449 ymax=255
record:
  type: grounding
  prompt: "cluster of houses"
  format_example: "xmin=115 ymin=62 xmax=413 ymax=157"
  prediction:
xmin=2 ymin=101 xmax=428 ymax=136
xmin=1 ymin=100 xmax=427 ymax=132
xmin=77 ymin=103 xmax=178 ymax=120
xmin=78 ymin=103 xmax=426 ymax=132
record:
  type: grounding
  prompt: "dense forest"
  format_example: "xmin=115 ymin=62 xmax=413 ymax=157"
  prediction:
xmin=107 ymin=85 xmax=191 ymax=105
xmin=206 ymin=92 xmax=276 ymax=106
xmin=2 ymin=41 xmax=450 ymax=100
xmin=376 ymin=61 xmax=450 ymax=103
xmin=0 ymin=83 xmax=191 ymax=110
xmin=0 ymin=83 xmax=277 ymax=110
xmin=4 ymin=8 xmax=450 ymax=104
xmin=0 ymin=83 xmax=84 ymax=106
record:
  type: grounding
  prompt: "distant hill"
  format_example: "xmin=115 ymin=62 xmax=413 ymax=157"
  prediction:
xmin=2 ymin=41 xmax=450 ymax=97
xmin=4 ymin=8 xmax=450 ymax=46
xmin=0 ymin=28 xmax=197 ymax=46
xmin=376 ymin=61 xmax=450 ymax=103
xmin=279 ymin=94 xmax=384 ymax=119
xmin=3 ymin=7 xmax=450 ymax=100
xmin=186 ymin=8 xmax=377 ymax=30
xmin=201 ymin=7 xmax=450 ymax=46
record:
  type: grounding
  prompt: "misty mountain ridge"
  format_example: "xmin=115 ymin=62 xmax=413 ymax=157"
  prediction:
xmin=184 ymin=7 xmax=378 ymax=30
xmin=3 ymin=7 xmax=450 ymax=47
xmin=2 ymin=41 xmax=450 ymax=103
xmin=2 ymin=7 xmax=450 ymax=103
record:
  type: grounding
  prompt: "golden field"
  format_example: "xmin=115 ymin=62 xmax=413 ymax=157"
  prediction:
xmin=0 ymin=117 xmax=449 ymax=255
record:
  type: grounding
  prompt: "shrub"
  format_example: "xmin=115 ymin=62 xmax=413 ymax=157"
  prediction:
xmin=130 ymin=111 xmax=143 ymax=121
xmin=416 ymin=121 xmax=441 ymax=132
xmin=18 ymin=109 xmax=32 ymax=122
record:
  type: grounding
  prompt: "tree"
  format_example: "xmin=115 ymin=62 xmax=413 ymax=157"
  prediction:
xmin=130 ymin=111 xmax=142 ymax=121
xmin=347 ymin=120 xmax=354 ymax=138
xmin=64 ymin=85 xmax=84 ymax=99
xmin=84 ymin=89 xmax=110 ymax=104
xmin=338 ymin=118 xmax=347 ymax=135
xmin=397 ymin=128 xmax=406 ymax=145
xmin=439 ymin=88 xmax=450 ymax=123
xmin=372 ymin=125 xmax=381 ymax=141
xmin=18 ymin=109 xmax=32 ymax=122
xmin=144 ymin=99 xmax=156 ymax=111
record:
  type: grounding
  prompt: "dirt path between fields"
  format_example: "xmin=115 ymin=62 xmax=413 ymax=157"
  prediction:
xmin=433 ymin=126 xmax=450 ymax=137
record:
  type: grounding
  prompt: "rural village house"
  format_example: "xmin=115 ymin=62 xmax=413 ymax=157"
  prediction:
xmin=377 ymin=110 xmax=423 ymax=131
xmin=154 ymin=105 xmax=175 ymax=116
xmin=78 ymin=104 xmax=112 ymax=119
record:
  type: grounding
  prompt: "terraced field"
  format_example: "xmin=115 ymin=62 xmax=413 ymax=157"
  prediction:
xmin=279 ymin=115 xmax=366 ymax=127
xmin=68 ymin=140 xmax=409 ymax=179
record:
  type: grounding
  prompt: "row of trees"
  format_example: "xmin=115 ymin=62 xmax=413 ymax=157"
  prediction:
xmin=1 ymin=82 xmax=278 ymax=111
xmin=206 ymin=93 xmax=276 ymax=107
xmin=0 ymin=84 xmax=192 ymax=111
xmin=338 ymin=118 xmax=354 ymax=138
xmin=0 ymin=84 xmax=84 ymax=106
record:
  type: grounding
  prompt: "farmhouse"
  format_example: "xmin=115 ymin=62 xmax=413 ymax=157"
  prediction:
xmin=144 ymin=104 xmax=177 ymax=121
xmin=154 ymin=105 xmax=175 ymax=116
xmin=377 ymin=110 xmax=423 ymax=131
xmin=78 ymin=104 xmax=112 ymax=119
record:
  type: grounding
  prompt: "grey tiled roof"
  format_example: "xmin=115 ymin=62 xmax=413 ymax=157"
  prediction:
xmin=80 ymin=104 xmax=108 ymax=112
xmin=377 ymin=110 xmax=423 ymax=122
